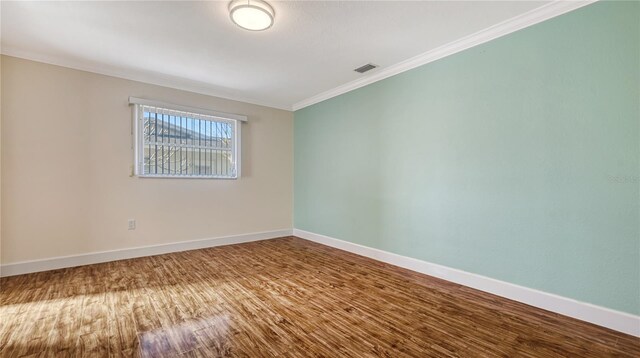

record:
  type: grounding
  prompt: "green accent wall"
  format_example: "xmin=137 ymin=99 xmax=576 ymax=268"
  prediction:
xmin=294 ymin=1 xmax=640 ymax=315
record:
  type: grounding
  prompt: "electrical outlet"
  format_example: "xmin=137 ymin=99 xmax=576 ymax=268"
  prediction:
xmin=128 ymin=219 xmax=136 ymax=230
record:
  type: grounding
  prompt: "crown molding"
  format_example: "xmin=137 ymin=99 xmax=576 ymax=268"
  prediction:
xmin=1 ymin=1 xmax=597 ymax=112
xmin=0 ymin=47 xmax=292 ymax=111
xmin=291 ymin=0 xmax=598 ymax=111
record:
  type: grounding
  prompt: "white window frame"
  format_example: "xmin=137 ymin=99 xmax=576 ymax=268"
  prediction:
xmin=129 ymin=97 xmax=246 ymax=179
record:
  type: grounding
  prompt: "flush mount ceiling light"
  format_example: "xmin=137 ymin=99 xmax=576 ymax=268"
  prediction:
xmin=229 ymin=0 xmax=275 ymax=31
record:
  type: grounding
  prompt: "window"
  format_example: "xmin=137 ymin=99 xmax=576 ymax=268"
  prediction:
xmin=130 ymin=98 xmax=246 ymax=179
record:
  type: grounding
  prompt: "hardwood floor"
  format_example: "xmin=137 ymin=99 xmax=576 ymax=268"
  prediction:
xmin=1 ymin=237 xmax=638 ymax=357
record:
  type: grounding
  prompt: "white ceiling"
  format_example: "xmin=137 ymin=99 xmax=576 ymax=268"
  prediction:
xmin=1 ymin=1 xmax=556 ymax=110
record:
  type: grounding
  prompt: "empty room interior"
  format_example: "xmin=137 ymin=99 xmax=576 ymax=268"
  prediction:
xmin=1 ymin=0 xmax=639 ymax=356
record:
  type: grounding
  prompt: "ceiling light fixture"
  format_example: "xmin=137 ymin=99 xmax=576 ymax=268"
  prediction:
xmin=229 ymin=0 xmax=275 ymax=31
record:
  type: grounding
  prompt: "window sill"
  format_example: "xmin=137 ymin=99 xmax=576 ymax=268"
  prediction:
xmin=135 ymin=174 xmax=239 ymax=180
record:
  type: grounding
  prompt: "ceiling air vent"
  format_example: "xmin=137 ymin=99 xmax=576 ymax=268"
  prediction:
xmin=354 ymin=63 xmax=378 ymax=74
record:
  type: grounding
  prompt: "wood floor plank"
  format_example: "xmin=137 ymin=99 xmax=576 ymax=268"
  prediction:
xmin=1 ymin=236 xmax=638 ymax=357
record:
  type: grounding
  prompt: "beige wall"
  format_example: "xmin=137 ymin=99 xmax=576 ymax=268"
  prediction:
xmin=0 ymin=55 xmax=3 ymax=264
xmin=0 ymin=55 xmax=293 ymax=264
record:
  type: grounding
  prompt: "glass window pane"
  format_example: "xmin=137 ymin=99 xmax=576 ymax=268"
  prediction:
xmin=139 ymin=106 xmax=237 ymax=178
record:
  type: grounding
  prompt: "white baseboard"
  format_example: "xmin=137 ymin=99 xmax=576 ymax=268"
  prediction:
xmin=293 ymin=228 xmax=640 ymax=337
xmin=3 ymin=227 xmax=637 ymax=336
xmin=0 ymin=229 xmax=293 ymax=277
